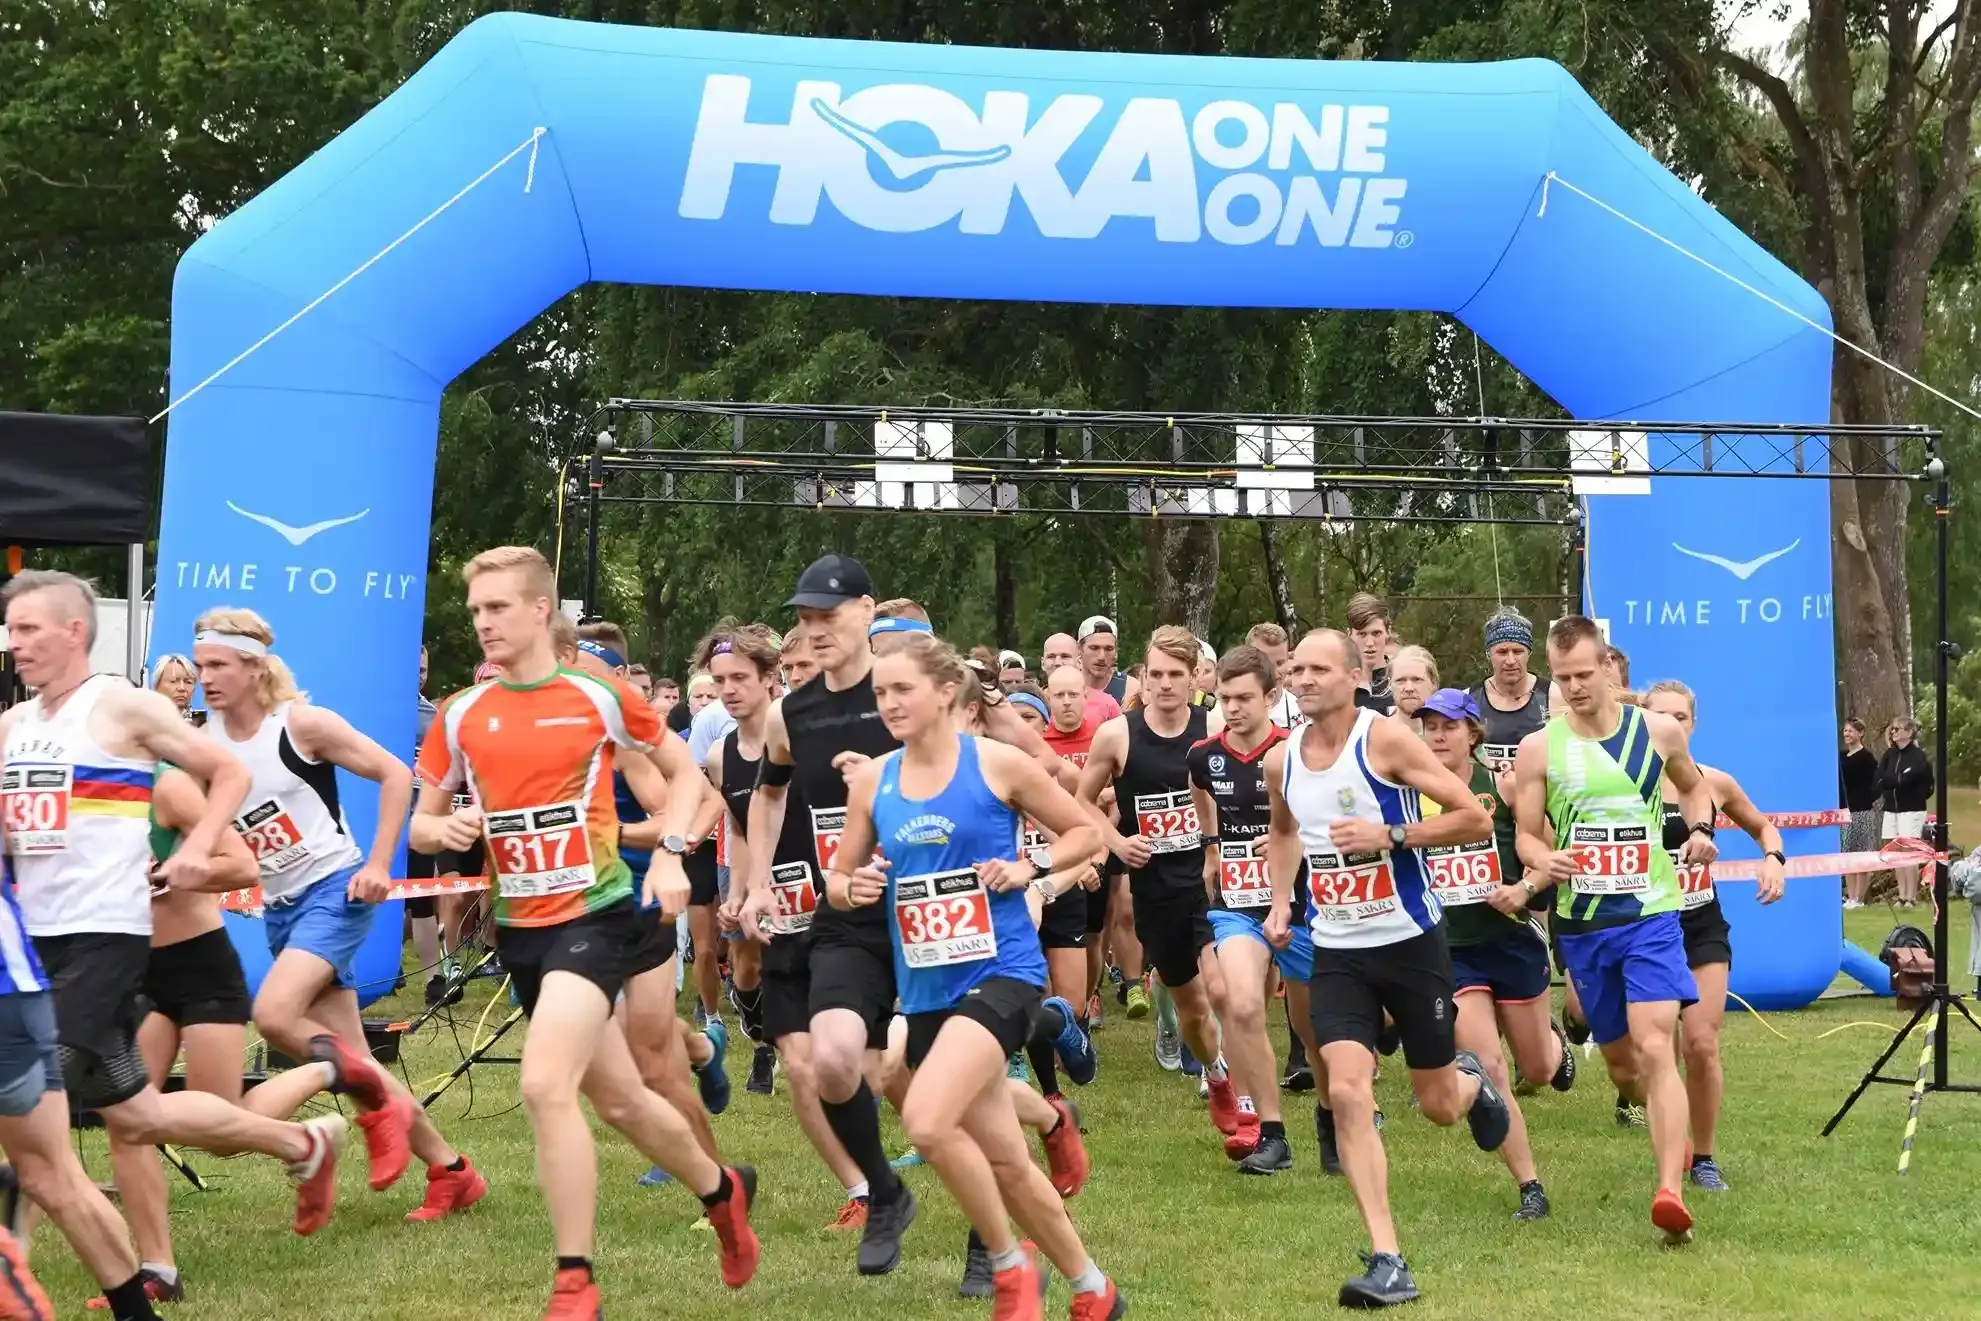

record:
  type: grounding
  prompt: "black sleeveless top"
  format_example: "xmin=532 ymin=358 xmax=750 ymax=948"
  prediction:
xmin=1661 ymin=798 xmax=1724 ymax=930
xmin=1472 ymin=676 xmax=1549 ymax=774
xmin=1113 ymin=707 xmax=1208 ymax=893
xmin=1187 ymin=726 xmax=1302 ymax=913
xmin=780 ymin=670 xmax=901 ymax=937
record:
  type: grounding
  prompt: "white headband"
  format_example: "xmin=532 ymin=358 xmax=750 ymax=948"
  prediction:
xmin=194 ymin=630 xmax=268 ymax=657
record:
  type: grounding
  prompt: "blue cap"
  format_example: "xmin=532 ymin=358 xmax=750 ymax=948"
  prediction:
xmin=576 ymin=638 xmax=626 ymax=670
xmin=869 ymin=615 xmax=933 ymax=638
xmin=1420 ymin=687 xmax=1481 ymax=722
xmin=1008 ymin=691 xmax=1048 ymax=720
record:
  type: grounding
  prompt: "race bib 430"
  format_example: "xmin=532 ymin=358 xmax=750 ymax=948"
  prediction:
xmin=1 ymin=765 xmax=71 ymax=855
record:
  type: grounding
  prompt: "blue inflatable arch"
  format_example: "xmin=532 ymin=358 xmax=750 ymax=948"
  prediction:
xmin=155 ymin=13 xmax=1840 ymax=1009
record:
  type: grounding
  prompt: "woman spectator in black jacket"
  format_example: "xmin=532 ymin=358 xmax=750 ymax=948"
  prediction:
xmin=1877 ymin=717 xmax=1934 ymax=906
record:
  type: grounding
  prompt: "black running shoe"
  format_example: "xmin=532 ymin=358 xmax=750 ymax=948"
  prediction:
xmin=1339 ymin=1251 xmax=1418 ymax=1308
xmin=857 ymin=1183 xmax=917 ymax=1276
xmin=1455 ymin=1051 xmax=1510 ymax=1152
xmin=958 ymin=1244 xmax=993 ymax=1299
xmin=1563 ymin=1012 xmax=1590 ymax=1046
xmin=1550 ymin=1019 xmax=1577 ymax=1092
xmin=1282 ymin=1063 xmax=1315 ymax=1093
xmin=1316 ymin=1104 xmax=1342 ymax=1176
xmin=746 ymin=1044 xmax=776 ymax=1097
xmin=1514 ymin=1180 xmax=1550 ymax=1222
xmin=1237 ymin=1132 xmax=1293 ymax=1175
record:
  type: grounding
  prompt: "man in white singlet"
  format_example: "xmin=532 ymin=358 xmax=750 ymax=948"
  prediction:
xmin=0 ymin=572 xmax=347 ymax=1257
xmin=1261 ymin=629 xmax=1509 ymax=1310
xmin=195 ymin=608 xmax=484 ymax=1223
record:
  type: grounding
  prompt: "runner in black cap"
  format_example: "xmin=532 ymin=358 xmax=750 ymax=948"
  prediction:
xmin=738 ymin=554 xmax=917 ymax=1278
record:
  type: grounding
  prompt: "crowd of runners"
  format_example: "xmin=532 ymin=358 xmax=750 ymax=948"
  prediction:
xmin=0 ymin=552 xmax=1795 ymax=1318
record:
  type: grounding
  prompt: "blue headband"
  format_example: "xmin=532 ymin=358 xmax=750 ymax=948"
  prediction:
xmin=1008 ymin=692 xmax=1048 ymax=720
xmin=577 ymin=638 xmax=626 ymax=669
xmin=869 ymin=616 xmax=934 ymax=638
xmin=1483 ymin=609 xmax=1533 ymax=652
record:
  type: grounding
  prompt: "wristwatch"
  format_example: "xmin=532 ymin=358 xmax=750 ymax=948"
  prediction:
xmin=1387 ymin=823 xmax=1409 ymax=850
xmin=1030 ymin=876 xmax=1057 ymax=902
xmin=1520 ymin=879 xmax=1539 ymax=898
xmin=660 ymin=834 xmax=689 ymax=857
xmin=1030 ymin=846 xmax=1054 ymax=875
xmin=1689 ymin=822 xmax=1715 ymax=840
xmin=1764 ymin=849 xmax=1787 ymax=865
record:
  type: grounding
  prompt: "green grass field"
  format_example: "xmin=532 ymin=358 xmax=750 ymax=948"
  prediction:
xmin=27 ymin=891 xmax=1981 ymax=1321
xmin=32 ymin=789 xmax=1981 ymax=1321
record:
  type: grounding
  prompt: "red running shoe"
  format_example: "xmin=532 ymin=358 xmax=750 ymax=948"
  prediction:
xmin=1041 ymin=1095 xmax=1090 ymax=1199
xmin=85 ymin=1267 xmax=182 ymax=1310
xmin=1224 ymin=1110 xmax=1261 ymax=1161
xmin=356 ymin=1092 xmax=417 ymax=1191
xmin=705 ymin=1166 xmax=761 ymax=1288
xmin=288 ymin=1114 xmax=347 ymax=1237
xmin=990 ymin=1243 xmax=1044 ymax=1321
xmin=542 ymin=1267 xmax=600 ymax=1321
xmin=0 ymin=1227 xmax=51 ymax=1321
xmin=1651 ymin=1188 xmax=1694 ymax=1245
xmin=405 ymin=1158 xmax=487 ymax=1222
xmin=1206 ymin=1074 xmax=1241 ymax=1137
xmin=1069 ymin=1278 xmax=1127 ymax=1321
xmin=826 ymin=1196 xmax=869 ymax=1230
xmin=310 ymin=1032 xmax=390 ymax=1111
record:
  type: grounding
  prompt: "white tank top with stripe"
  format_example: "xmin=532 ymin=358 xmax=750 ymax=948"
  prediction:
xmin=206 ymin=702 xmax=362 ymax=903
xmin=1 ymin=674 xmax=156 ymax=937
xmin=1283 ymin=706 xmax=1441 ymax=950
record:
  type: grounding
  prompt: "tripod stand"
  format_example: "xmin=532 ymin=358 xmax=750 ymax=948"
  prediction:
xmin=1822 ymin=455 xmax=1981 ymax=1163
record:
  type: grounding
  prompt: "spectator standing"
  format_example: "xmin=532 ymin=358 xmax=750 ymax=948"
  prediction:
xmin=1877 ymin=717 xmax=1934 ymax=906
xmin=1839 ymin=718 xmax=1880 ymax=909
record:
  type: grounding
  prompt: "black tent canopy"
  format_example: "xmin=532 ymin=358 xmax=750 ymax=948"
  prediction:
xmin=0 ymin=412 xmax=154 ymax=698
xmin=0 ymin=412 xmax=151 ymax=545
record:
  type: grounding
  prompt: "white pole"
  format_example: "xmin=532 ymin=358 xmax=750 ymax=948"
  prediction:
xmin=125 ymin=542 xmax=145 ymax=682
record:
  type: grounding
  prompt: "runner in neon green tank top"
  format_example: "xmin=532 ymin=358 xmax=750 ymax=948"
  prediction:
xmin=1511 ymin=618 xmax=1717 ymax=1249
xmin=1543 ymin=705 xmax=1681 ymax=928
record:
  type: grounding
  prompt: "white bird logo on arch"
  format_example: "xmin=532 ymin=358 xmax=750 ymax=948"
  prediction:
xmin=1669 ymin=538 xmax=1800 ymax=582
xmin=810 ymin=99 xmax=1013 ymax=182
xmin=227 ymin=502 xmax=371 ymax=547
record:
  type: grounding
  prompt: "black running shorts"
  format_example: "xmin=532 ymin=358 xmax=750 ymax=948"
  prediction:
xmin=1308 ymin=925 xmax=1458 ymax=1072
xmin=1083 ymin=870 xmax=1114 ymax=936
xmin=623 ymin=903 xmax=678 ymax=979
xmin=904 ymin=976 xmax=1042 ymax=1070
xmin=142 ymin=927 xmax=252 ymax=1028
xmin=1680 ymin=899 xmax=1733 ymax=971
xmin=496 ymin=903 xmax=641 ymax=1017
xmin=1131 ymin=885 xmax=1213 ymax=989
xmin=34 ymin=932 xmax=152 ymax=1111
xmin=1039 ymin=886 xmax=1088 ymax=950
xmin=806 ymin=920 xmax=894 ymax=1050
xmin=686 ymin=842 xmax=719 ymax=907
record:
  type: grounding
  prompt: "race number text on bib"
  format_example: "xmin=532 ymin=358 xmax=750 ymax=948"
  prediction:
xmin=1133 ymin=790 xmax=1201 ymax=855
xmin=1568 ymin=823 xmax=1653 ymax=897
xmin=894 ymin=867 xmax=997 ymax=969
xmin=237 ymin=799 xmax=313 ymax=873
xmin=450 ymin=792 xmax=475 ymax=813
xmin=767 ymin=860 xmax=819 ymax=934
xmin=1672 ymin=851 xmax=1715 ymax=910
xmin=1 ymin=765 xmax=71 ymax=855
xmin=1218 ymin=839 xmax=1270 ymax=909
xmin=485 ymin=801 xmax=595 ymax=899
xmin=1480 ymin=743 xmax=1519 ymax=775
xmin=811 ymin=806 xmax=846 ymax=874
xmin=1425 ymin=841 xmax=1501 ymax=907
xmin=1305 ymin=850 xmax=1399 ymax=924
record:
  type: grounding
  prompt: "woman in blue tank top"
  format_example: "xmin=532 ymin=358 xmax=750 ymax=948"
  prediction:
xmin=829 ymin=635 xmax=1127 ymax=1318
